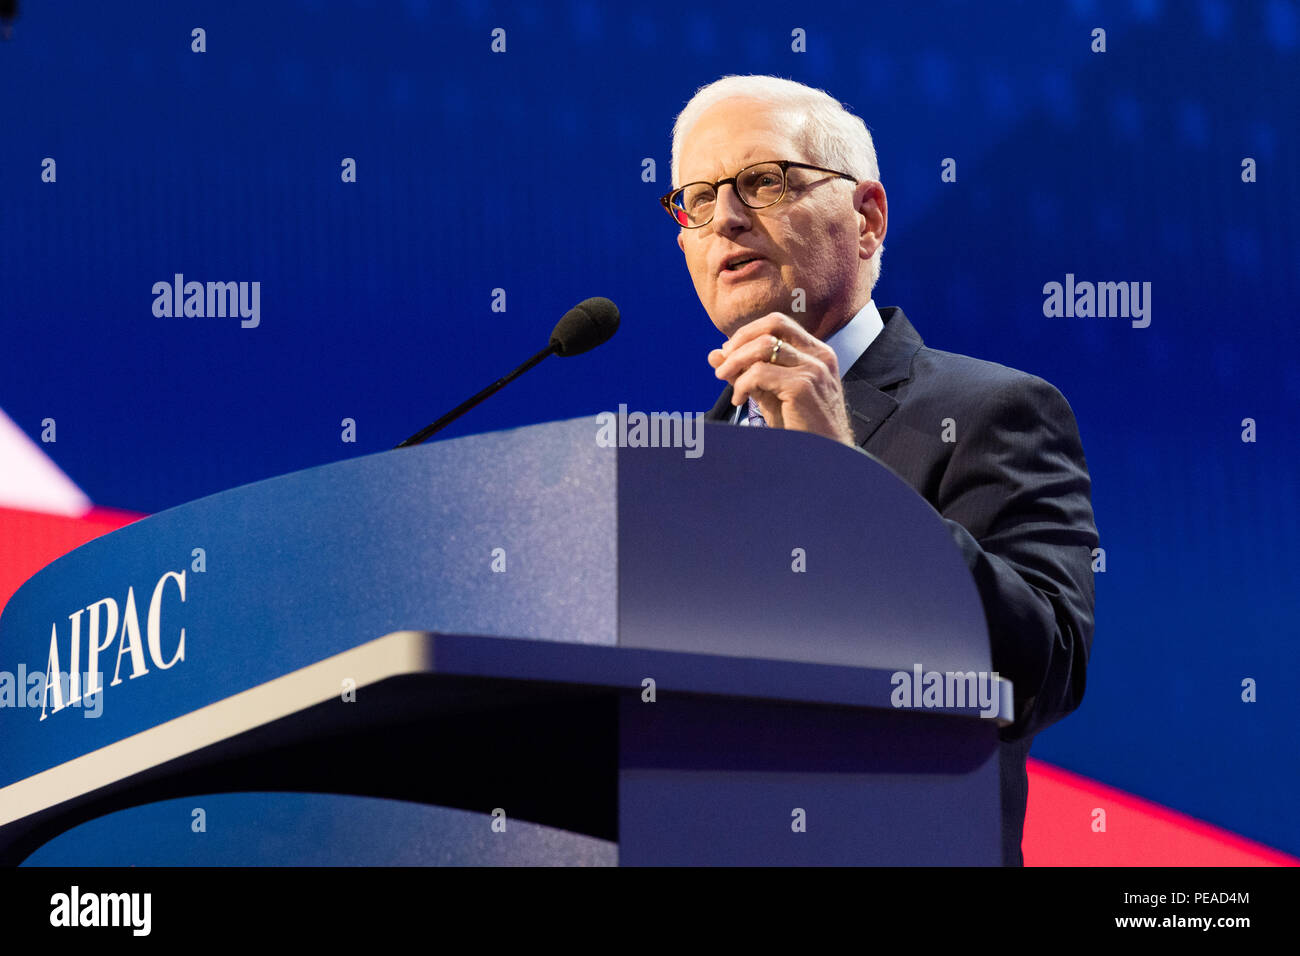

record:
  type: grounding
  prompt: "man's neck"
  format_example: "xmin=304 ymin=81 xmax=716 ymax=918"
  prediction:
xmin=809 ymin=297 xmax=869 ymax=342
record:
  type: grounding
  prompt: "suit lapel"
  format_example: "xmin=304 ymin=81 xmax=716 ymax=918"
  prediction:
xmin=703 ymin=306 xmax=924 ymax=445
xmin=841 ymin=306 xmax=923 ymax=446
xmin=705 ymin=384 xmax=738 ymax=422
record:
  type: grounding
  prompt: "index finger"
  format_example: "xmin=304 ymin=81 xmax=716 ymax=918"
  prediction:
xmin=721 ymin=313 xmax=817 ymax=355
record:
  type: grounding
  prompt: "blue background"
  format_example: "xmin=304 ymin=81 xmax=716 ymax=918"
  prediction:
xmin=2 ymin=0 xmax=1297 ymax=855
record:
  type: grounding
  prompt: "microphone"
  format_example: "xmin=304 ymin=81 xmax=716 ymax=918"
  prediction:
xmin=394 ymin=296 xmax=619 ymax=448
xmin=0 ymin=0 xmax=18 ymax=40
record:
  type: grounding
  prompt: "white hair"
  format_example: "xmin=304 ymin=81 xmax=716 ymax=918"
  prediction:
xmin=670 ymin=74 xmax=883 ymax=293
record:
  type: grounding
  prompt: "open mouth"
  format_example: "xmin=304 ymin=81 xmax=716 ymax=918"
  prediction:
xmin=724 ymin=257 xmax=763 ymax=273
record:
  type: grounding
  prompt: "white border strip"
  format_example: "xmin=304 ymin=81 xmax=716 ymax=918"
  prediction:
xmin=0 ymin=630 xmax=432 ymax=828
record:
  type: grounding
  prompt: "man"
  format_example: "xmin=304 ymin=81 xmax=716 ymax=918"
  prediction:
xmin=662 ymin=75 xmax=1099 ymax=866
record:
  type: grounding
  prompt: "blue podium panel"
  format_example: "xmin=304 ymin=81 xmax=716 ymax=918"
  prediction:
xmin=618 ymin=696 xmax=1002 ymax=866
xmin=23 ymin=794 xmax=616 ymax=866
xmin=617 ymin=426 xmax=989 ymax=673
xmin=0 ymin=420 xmax=617 ymax=792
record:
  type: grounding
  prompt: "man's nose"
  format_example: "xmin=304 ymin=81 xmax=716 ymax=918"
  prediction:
xmin=710 ymin=183 xmax=752 ymax=233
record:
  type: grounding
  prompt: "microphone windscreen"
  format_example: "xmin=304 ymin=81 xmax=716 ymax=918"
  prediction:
xmin=550 ymin=297 xmax=620 ymax=356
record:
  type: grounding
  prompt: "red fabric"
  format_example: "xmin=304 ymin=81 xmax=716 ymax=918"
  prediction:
xmin=1024 ymin=757 xmax=1298 ymax=866
xmin=0 ymin=505 xmax=142 ymax=614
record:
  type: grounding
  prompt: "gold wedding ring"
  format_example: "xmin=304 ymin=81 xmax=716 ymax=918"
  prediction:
xmin=768 ymin=336 xmax=783 ymax=363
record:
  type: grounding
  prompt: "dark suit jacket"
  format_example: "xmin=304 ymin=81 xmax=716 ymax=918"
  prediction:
xmin=706 ymin=306 xmax=1099 ymax=866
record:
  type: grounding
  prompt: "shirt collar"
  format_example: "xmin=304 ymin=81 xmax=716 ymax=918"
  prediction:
xmin=824 ymin=299 xmax=884 ymax=379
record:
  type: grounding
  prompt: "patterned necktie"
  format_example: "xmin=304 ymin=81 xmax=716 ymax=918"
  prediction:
xmin=746 ymin=396 xmax=769 ymax=428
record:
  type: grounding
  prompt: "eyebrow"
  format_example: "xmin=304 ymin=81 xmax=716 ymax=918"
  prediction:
xmin=683 ymin=152 xmax=776 ymax=183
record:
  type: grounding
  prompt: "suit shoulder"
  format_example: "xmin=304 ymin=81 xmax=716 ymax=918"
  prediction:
xmin=910 ymin=344 xmax=1071 ymax=409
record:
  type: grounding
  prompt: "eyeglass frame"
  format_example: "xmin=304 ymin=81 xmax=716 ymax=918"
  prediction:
xmin=660 ymin=159 xmax=859 ymax=228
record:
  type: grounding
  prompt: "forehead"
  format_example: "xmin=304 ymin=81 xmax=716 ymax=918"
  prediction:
xmin=678 ymin=99 xmax=804 ymax=182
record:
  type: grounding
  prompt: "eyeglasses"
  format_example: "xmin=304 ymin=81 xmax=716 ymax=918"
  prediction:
xmin=660 ymin=159 xmax=858 ymax=228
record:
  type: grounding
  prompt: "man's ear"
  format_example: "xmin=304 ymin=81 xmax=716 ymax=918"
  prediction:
xmin=677 ymin=232 xmax=686 ymax=254
xmin=856 ymin=180 xmax=887 ymax=261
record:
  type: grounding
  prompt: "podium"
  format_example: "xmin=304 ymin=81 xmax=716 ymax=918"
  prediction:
xmin=0 ymin=417 xmax=1011 ymax=865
